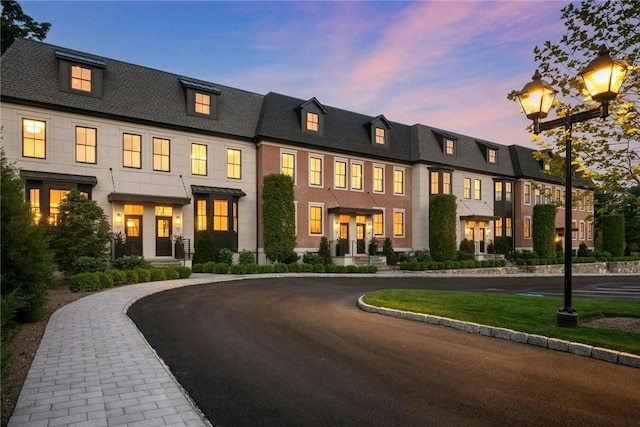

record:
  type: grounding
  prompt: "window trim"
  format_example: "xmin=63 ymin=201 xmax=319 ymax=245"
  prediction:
xmin=280 ymin=150 xmax=297 ymax=183
xmin=123 ymin=133 xmax=142 ymax=169
xmin=393 ymin=167 xmax=405 ymax=196
xmin=226 ymin=147 xmax=242 ymax=180
xmin=153 ymin=137 xmax=171 ymax=172
xmin=308 ymin=154 xmax=324 ymax=187
xmin=474 ymin=179 xmax=482 ymax=200
xmin=75 ymin=126 xmax=97 ymax=164
xmin=191 ymin=142 xmax=208 ymax=176
xmin=308 ymin=203 xmax=324 ymax=236
xmin=373 ymin=209 xmax=385 ymax=237
xmin=393 ymin=209 xmax=405 ymax=237
xmin=372 ymin=164 xmax=385 ymax=194
xmin=22 ymin=118 xmax=47 ymax=159
xmin=334 ymin=158 xmax=348 ymax=190
xmin=350 ymin=161 xmax=364 ymax=192
xmin=524 ymin=216 xmax=532 ymax=239
xmin=464 ymin=178 xmax=471 ymax=200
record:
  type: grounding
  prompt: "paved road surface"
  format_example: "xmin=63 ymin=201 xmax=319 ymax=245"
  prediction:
xmin=129 ymin=276 xmax=640 ymax=427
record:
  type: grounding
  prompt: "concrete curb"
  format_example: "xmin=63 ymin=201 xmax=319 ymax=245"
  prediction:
xmin=357 ymin=296 xmax=640 ymax=369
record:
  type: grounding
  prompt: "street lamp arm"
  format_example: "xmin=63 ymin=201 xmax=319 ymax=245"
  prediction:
xmin=534 ymin=106 xmax=605 ymax=134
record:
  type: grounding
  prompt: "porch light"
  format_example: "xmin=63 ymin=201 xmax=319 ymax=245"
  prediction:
xmin=115 ymin=212 xmax=122 ymax=225
xmin=176 ymin=215 xmax=182 ymax=226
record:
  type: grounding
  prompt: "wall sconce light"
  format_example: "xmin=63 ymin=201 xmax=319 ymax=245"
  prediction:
xmin=334 ymin=221 xmax=340 ymax=230
xmin=115 ymin=213 xmax=122 ymax=225
xmin=366 ymin=223 xmax=372 ymax=231
xmin=176 ymin=215 xmax=182 ymax=226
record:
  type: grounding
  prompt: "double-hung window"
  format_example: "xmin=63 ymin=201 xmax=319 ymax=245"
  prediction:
xmin=307 ymin=112 xmax=319 ymax=131
xmin=309 ymin=156 xmax=323 ymax=187
xmin=153 ymin=138 xmax=170 ymax=172
xmin=335 ymin=160 xmax=347 ymax=189
xmin=373 ymin=166 xmax=384 ymax=193
xmin=393 ymin=169 xmax=405 ymax=195
xmin=76 ymin=126 xmax=96 ymax=164
xmin=22 ymin=119 xmax=46 ymax=159
xmin=191 ymin=143 xmax=207 ymax=176
xmin=227 ymin=148 xmax=241 ymax=179
xmin=474 ymin=179 xmax=481 ymax=200
xmin=281 ymin=152 xmax=296 ymax=179
xmin=123 ymin=133 xmax=141 ymax=169
xmin=351 ymin=162 xmax=363 ymax=191
xmin=309 ymin=205 xmax=323 ymax=235
xmin=71 ymin=65 xmax=92 ymax=92
xmin=393 ymin=210 xmax=405 ymax=237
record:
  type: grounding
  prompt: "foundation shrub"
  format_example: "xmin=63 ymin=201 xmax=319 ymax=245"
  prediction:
xmin=287 ymin=262 xmax=300 ymax=272
xmin=72 ymin=256 xmax=106 ymax=274
xmin=238 ymin=249 xmax=256 ymax=265
xmin=135 ymin=269 xmax=151 ymax=283
xmin=324 ymin=264 xmax=337 ymax=273
xmin=113 ymin=255 xmax=151 ymax=271
xmin=70 ymin=273 xmax=101 ymax=292
xmin=273 ymin=263 xmax=288 ymax=273
xmin=97 ymin=272 xmax=114 ymax=288
xmin=259 ymin=264 xmax=274 ymax=274
xmin=163 ymin=267 xmax=180 ymax=280
xmin=245 ymin=263 xmax=260 ymax=274
xmin=125 ymin=270 xmax=139 ymax=284
xmin=214 ymin=263 xmax=230 ymax=274
xmin=217 ymin=248 xmax=234 ymax=266
xmin=175 ymin=266 xmax=192 ymax=278
xmin=107 ymin=270 xmax=127 ymax=285
xmin=149 ymin=268 xmax=166 ymax=282
xmin=299 ymin=263 xmax=313 ymax=273
xmin=346 ymin=265 xmax=359 ymax=273
xmin=191 ymin=263 xmax=204 ymax=273
xmin=202 ymin=261 xmax=217 ymax=273
xmin=312 ymin=264 xmax=325 ymax=273
xmin=230 ymin=264 xmax=246 ymax=275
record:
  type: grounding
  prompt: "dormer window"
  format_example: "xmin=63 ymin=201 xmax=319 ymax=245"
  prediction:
xmin=56 ymin=50 xmax=105 ymax=98
xmin=445 ymin=139 xmax=455 ymax=155
xmin=71 ymin=65 xmax=92 ymax=92
xmin=306 ymin=112 xmax=319 ymax=131
xmin=368 ymin=115 xmax=391 ymax=147
xmin=543 ymin=161 xmax=550 ymax=171
xmin=476 ymin=140 xmax=500 ymax=165
xmin=298 ymin=98 xmax=327 ymax=135
xmin=488 ymin=148 xmax=497 ymax=164
xmin=180 ymin=79 xmax=220 ymax=119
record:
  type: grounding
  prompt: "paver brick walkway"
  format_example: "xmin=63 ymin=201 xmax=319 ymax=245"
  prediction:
xmin=8 ymin=275 xmax=234 ymax=427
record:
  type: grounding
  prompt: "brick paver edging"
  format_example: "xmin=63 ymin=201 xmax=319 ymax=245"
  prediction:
xmin=357 ymin=296 xmax=640 ymax=369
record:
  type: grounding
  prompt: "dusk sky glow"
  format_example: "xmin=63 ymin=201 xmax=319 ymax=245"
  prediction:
xmin=22 ymin=0 xmax=573 ymax=148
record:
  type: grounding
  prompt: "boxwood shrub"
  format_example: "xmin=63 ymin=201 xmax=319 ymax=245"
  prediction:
xmin=125 ymin=270 xmax=139 ymax=284
xmin=273 ymin=263 xmax=288 ymax=273
xmin=135 ymin=269 xmax=151 ymax=283
xmin=245 ymin=263 xmax=260 ymax=274
xmin=97 ymin=272 xmax=114 ymax=288
xmin=70 ymin=273 xmax=101 ymax=292
xmin=175 ymin=266 xmax=192 ymax=278
xmin=149 ymin=268 xmax=166 ymax=282
xmin=259 ymin=264 xmax=274 ymax=274
xmin=163 ymin=267 xmax=180 ymax=280
xmin=230 ymin=264 xmax=247 ymax=275
xmin=107 ymin=270 xmax=127 ymax=286
xmin=214 ymin=263 xmax=230 ymax=274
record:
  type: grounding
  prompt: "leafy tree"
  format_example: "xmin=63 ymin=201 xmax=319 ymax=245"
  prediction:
xmin=429 ymin=194 xmax=457 ymax=261
xmin=49 ymin=189 xmax=112 ymax=274
xmin=1 ymin=148 xmax=54 ymax=323
xmin=262 ymin=174 xmax=296 ymax=263
xmin=192 ymin=231 xmax=215 ymax=265
xmin=533 ymin=204 xmax=558 ymax=259
xmin=510 ymin=0 xmax=639 ymax=213
xmin=1 ymin=0 xmax=51 ymax=54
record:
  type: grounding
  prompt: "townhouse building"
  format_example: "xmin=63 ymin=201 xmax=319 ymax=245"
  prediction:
xmin=1 ymin=39 xmax=594 ymax=264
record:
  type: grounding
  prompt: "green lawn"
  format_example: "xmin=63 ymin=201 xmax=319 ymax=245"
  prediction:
xmin=362 ymin=290 xmax=640 ymax=355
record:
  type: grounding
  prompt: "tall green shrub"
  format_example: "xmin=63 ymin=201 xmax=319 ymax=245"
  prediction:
xmin=601 ymin=214 xmax=625 ymax=257
xmin=383 ymin=238 xmax=398 ymax=266
xmin=49 ymin=189 xmax=112 ymax=274
xmin=318 ymin=236 xmax=333 ymax=265
xmin=533 ymin=204 xmax=557 ymax=259
xmin=1 ymin=149 xmax=54 ymax=323
xmin=429 ymin=194 xmax=457 ymax=261
xmin=262 ymin=174 xmax=296 ymax=263
xmin=192 ymin=230 xmax=215 ymax=265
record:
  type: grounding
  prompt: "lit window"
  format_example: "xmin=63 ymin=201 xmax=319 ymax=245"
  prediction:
xmin=572 ymin=191 xmax=578 ymax=210
xmin=524 ymin=183 xmax=531 ymax=205
xmin=306 ymin=112 xmax=319 ymax=131
xmin=495 ymin=218 xmax=503 ymax=237
xmin=555 ymin=188 xmax=562 ymax=203
xmin=587 ymin=222 xmax=593 ymax=240
xmin=309 ymin=205 xmax=322 ymax=235
xmin=196 ymin=200 xmax=207 ymax=231
xmin=71 ymin=65 xmax=91 ymax=92
xmin=535 ymin=188 xmax=541 ymax=205
xmin=394 ymin=210 xmax=405 ymax=237
xmin=153 ymin=138 xmax=170 ymax=172
xmin=213 ymin=200 xmax=228 ymax=231
xmin=309 ymin=156 xmax=323 ymax=186
xmin=488 ymin=149 xmax=497 ymax=164
xmin=474 ymin=179 xmax=481 ymax=200
xmin=505 ymin=218 xmax=512 ymax=237
xmin=373 ymin=166 xmax=384 ymax=193
xmin=191 ymin=143 xmax=207 ymax=176
xmin=495 ymin=181 xmax=503 ymax=201
xmin=373 ymin=213 xmax=383 ymax=236
xmin=195 ymin=93 xmax=210 ymax=115
xmin=22 ymin=119 xmax=46 ymax=159
xmin=524 ymin=217 xmax=531 ymax=239
xmin=281 ymin=152 xmax=295 ymax=178
xmin=445 ymin=139 xmax=455 ymax=155
xmin=578 ymin=193 xmax=585 ymax=210
xmin=75 ymin=127 xmax=97 ymax=164
xmin=544 ymin=161 xmax=550 ymax=171
xmin=505 ymin=182 xmax=512 ymax=202
xmin=227 ymin=148 xmax=241 ymax=179
xmin=154 ymin=206 xmax=173 ymax=216
xmin=351 ymin=163 xmax=363 ymax=191
xmin=335 ymin=160 xmax=347 ymax=189
xmin=430 ymin=172 xmax=439 ymax=195
xmin=572 ymin=220 xmax=578 ymax=240
xmin=49 ymin=189 xmax=70 ymax=226
xmin=123 ymin=133 xmax=142 ymax=169
xmin=375 ymin=127 xmax=385 ymax=144
xmin=464 ymin=178 xmax=471 ymax=199
xmin=579 ymin=221 xmax=585 ymax=240
xmin=394 ymin=169 xmax=404 ymax=195
xmin=29 ymin=189 xmax=41 ymax=224
xmin=443 ymin=172 xmax=451 ymax=195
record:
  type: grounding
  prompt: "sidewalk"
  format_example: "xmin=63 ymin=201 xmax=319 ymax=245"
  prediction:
xmin=8 ymin=275 xmax=234 ymax=427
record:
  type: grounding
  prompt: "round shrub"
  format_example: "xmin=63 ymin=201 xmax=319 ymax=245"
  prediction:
xmin=287 ymin=262 xmax=301 ymax=273
xmin=312 ymin=264 xmax=325 ymax=273
xmin=273 ymin=263 xmax=288 ymax=273
xmin=299 ymin=263 xmax=313 ymax=273
xmin=107 ymin=270 xmax=127 ymax=286
xmin=218 ymin=249 xmax=234 ymax=265
xmin=230 ymin=264 xmax=247 ymax=275
xmin=72 ymin=256 xmax=106 ymax=274
xmin=113 ymin=255 xmax=151 ymax=271
xmin=259 ymin=264 xmax=274 ymax=274
xmin=149 ymin=268 xmax=166 ymax=282
xmin=245 ymin=263 xmax=260 ymax=274
xmin=324 ymin=264 xmax=337 ymax=273
xmin=97 ymin=272 xmax=114 ymax=288
xmin=334 ymin=265 xmax=346 ymax=273
xmin=135 ymin=269 xmax=151 ymax=283
xmin=214 ymin=263 xmax=229 ymax=274
xmin=125 ymin=270 xmax=139 ymax=284
xmin=175 ymin=266 xmax=192 ymax=278
xmin=191 ymin=263 xmax=204 ymax=273
xmin=70 ymin=273 xmax=101 ymax=292
xmin=163 ymin=267 xmax=180 ymax=280
xmin=238 ymin=249 xmax=256 ymax=265
xmin=202 ymin=261 xmax=217 ymax=273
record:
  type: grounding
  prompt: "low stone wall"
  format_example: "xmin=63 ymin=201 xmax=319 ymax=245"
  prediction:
xmin=518 ymin=261 xmax=639 ymax=275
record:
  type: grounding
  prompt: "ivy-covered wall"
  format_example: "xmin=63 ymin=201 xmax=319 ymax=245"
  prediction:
xmin=429 ymin=194 xmax=457 ymax=261
xmin=533 ymin=204 xmax=557 ymax=259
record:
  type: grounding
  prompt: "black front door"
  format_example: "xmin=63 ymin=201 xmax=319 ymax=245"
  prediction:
xmin=125 ymin=216 xmax=143 ymax=256
xmin=156 ymin=216 xmax=172 ymax=256
xmin=356 ymin=223 xmax=366 ymax=254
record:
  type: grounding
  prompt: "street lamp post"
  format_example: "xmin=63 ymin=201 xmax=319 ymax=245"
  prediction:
xmin=516 ymin=45 xmax=627 ymax=328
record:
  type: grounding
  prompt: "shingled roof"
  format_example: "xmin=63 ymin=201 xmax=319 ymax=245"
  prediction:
xmin=0 ymin=39 xmax=264 ymax=140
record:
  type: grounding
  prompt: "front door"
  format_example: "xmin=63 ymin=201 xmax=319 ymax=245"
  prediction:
xmin=339 ymin=221 xmax=350 ymax=255
xmin=356 ymin=223 xmax=366 ymax=254
xmin=156 ymin=216 xmax=172 ymax=256
xmin=125 ymin=215 xmax=143 ymax=256
xmin=479 ymin=227 xmax=486 ymax=253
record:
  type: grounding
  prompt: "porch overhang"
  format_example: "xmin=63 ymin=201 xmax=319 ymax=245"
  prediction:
xmin=20 ymin=170 xmax=98 ymax=186
xmin=328 ymin=207 xmax=383 ymax=215
xmin=191 ymin=185 xmax=246 ymax=197
xmin=460 ymin=214 xmax=500 ymax=221
xmin=107 ymin=192 xmax=191 ymax=206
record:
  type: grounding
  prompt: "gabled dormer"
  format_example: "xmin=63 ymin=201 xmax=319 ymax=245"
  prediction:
xmin=297 ymin=97 xmax=327 ymax=135
xmin=537 ymin=150 xmax=553 ymax=171
xmin=432 ymin=130 xmax=459 ymax=156
xmin=367 ymin=115 xmax=392 ymax=147
xmin=179 ymin=79 xmax=221 ymax=119
xmin=55 ymin=50 xmax=106 ymax=98
xmin=476 ymin=140 xmax=501 ymax=165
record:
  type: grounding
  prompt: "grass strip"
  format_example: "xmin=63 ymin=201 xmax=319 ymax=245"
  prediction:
xmin=362 ymin=290 xmax=640 ymax=355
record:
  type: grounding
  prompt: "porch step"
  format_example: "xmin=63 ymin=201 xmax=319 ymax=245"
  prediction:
xmin=149 ymin=259 xmax=183 ymax=267
xmin=352 ymin=255 xmax=387 ymax=267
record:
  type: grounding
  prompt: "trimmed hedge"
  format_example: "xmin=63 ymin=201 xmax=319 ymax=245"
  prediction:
xmin=533 ymin=204 xmax=557 ymax=259
xmin=70 ymin=266 xmax=193 ymax=292
xmin=429 ymin=194 xmax=458 ymax=261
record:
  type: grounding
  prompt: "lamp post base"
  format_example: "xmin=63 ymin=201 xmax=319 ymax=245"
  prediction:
xmin=557 ymin=309 xmax=578 ymax=328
